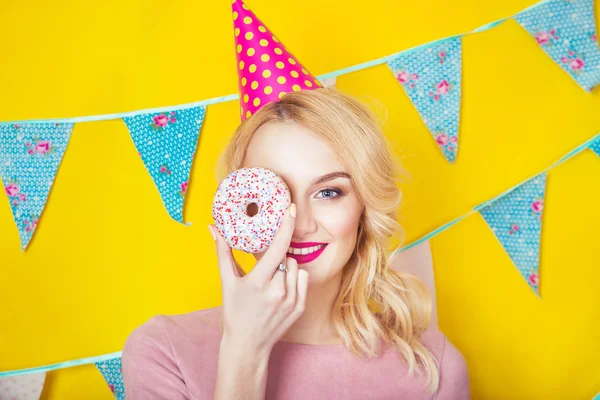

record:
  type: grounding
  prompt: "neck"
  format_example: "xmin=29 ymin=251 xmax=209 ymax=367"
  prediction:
xmin=279 ymin=270 xmax=344 ymax=345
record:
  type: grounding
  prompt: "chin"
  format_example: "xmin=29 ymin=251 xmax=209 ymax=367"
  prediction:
xmin=304 ymin=257 xmax=348 ymax=285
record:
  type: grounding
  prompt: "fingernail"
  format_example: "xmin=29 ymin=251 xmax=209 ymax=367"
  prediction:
xmin=290 ymin=203 xmax=296 ymax=218
xmin=208 ymin=225 xmax=216 ymax=241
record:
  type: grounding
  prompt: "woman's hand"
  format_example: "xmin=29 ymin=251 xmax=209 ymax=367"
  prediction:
xmin=208 ymin=203 xmax=309 ymax=356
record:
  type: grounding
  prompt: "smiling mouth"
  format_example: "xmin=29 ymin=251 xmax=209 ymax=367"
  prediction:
xmin=287 ymin=244 xmax=327 ymax=255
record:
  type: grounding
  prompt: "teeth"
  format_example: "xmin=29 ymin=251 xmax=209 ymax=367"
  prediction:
xmin=287 ymin=244 xmax=325 ymax=255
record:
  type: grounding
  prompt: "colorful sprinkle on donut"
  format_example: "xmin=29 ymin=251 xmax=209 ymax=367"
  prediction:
xmin=212 ymin=167 xmax=291 ymax=253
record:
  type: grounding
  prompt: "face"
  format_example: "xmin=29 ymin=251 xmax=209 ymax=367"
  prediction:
xmin=242 ymin=120 xmax=364 ymax=285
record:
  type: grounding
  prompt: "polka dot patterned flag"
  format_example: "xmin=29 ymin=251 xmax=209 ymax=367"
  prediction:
xmin=0 ymin=122 xmax=73 ymax=250
xmin=479 ymin=172 xmax=547 ymax=296
xmin=0 ymin=372 xmax=45 ymax=400
xmin=232 ymin=0 xmax=322 ymax=121
xmin=122 ymin=106 xmax=206 ymax=224
xmin=386 ymin=37 xmax=463 ymax=163
xmin=590 ymin=135 xmax=600 ymax=156
xmin=514 ymin=0 xmax=600 ymax=92
xmin=94 ymin=357 xmax=125 ymax=400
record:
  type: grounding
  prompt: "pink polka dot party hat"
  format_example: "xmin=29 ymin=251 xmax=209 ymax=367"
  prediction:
xmin=232 ymin=0 xmax=322 ymax=120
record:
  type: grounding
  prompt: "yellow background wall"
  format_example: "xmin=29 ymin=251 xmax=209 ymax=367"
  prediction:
xmin=1 ymin=0 xmax=599 ymax=398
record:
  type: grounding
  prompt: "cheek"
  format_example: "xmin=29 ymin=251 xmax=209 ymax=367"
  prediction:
xmin=318 ymin=202 xmax=362 ymax=243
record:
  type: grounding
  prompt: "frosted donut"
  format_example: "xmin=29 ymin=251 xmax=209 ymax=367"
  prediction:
xmin=211 ymin=167 xmax=291 ymax=253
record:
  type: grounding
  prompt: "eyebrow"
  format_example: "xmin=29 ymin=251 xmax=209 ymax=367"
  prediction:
xmin=312 ymin=172 xmax=351 ymax=185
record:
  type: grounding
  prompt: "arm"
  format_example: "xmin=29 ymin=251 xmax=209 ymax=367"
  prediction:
xmin=213 ymin=336 xmax=271 ymax=400
xmin=208 ymin=207 xmax=308 ymax=399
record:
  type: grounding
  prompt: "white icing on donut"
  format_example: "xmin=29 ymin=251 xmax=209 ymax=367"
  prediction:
xmin=212 ymin=167 xmax=291 ymax=253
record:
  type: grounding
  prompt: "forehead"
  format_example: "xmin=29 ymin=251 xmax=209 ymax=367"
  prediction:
xmin=242 ymin=121 xmax=346 ymax=184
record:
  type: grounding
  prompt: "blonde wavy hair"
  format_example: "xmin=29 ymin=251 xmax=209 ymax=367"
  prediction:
xmin=217 ymin=88 xmax=440 ymax=394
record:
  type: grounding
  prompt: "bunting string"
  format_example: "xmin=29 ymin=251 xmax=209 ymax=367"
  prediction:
xmin=393 ymin=131 xmax=600 ymax=258
xmin=1 ymin=130 xmax=598 ymax=380
xmin=0 ymin=0 xmax=558 ymax=127
xmin=1 ymin=0 xmax=599 ymax=394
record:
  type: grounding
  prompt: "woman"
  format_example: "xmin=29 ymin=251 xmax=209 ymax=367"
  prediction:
xmin=121 ymin=88 xmax=470 ymax=399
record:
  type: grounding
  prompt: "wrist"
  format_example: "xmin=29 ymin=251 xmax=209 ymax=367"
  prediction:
xmin=219 ymin=335 xmax=272 ymax=362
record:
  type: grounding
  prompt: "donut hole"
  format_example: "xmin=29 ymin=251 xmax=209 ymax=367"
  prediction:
xmin=246 ymin=202 xmax=259 ymax=217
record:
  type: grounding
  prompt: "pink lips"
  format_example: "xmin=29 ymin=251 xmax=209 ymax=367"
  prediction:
xmin=287 ymin=242 xmax=328 ymax=264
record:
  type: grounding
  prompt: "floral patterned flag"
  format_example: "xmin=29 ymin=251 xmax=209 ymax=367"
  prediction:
xmin=514 ymin=0 xmax=600 ymax=92
xmin=95 ymin=357 xmax=125 ymax=400
xmin=122 ymin=106 xmax=206 ymax=224
xmin=386 ymin=37 xmax=462 ymax=163
xmin=321 ymin=76 xmax=337 ymax=89
xmin=478 ymin=172 xmax=547 ymax=297
xmin=0 ymin=372 xmax=46 ymax=399
xmin=590 ymin=135 xmax=600 ymax=156
xmin=0 ymin=122 xmax=73 ymax=250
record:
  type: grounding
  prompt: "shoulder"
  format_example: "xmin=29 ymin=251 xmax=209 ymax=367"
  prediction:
xmin=123 ymin=306 xmax=223 ymax=359
xmin=416 ymin=328 xmax=447 ymax=358
xmin=121 ymin=307 xmax=224 ymax=399
xmin=418 ymin=328 xmax=467 ymax=368
xmin=418 ymin=329 xmax=470 ymax=400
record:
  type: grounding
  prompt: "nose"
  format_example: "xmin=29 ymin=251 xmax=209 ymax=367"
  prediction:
xmin=291 ymin=200 xmax=317 ymax=239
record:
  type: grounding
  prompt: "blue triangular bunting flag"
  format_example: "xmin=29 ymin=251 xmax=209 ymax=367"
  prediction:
xmin=514 ymin=0 xmax=600 ymax=91
xmin=590 ymin=135 xmax=600 ymax=156
xmin=0 ymin=122 xmax=74 ymax=250
xmin=123 ymin=106 xmax=206 ymax=224
xmin=387 ymin=37 xmax=463 ymax=163
xmin=479 ymin=172 xmax=547 ymax=296
xmin=95 ymin=356 xmax=125 ymax=400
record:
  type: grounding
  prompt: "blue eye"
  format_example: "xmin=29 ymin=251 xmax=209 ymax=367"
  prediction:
xmin=316 ymin=188 xmax=342 ymax=200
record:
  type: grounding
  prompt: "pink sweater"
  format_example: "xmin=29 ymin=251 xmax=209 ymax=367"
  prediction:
xmin=122 ymin=307 xmax=470 ymax=399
